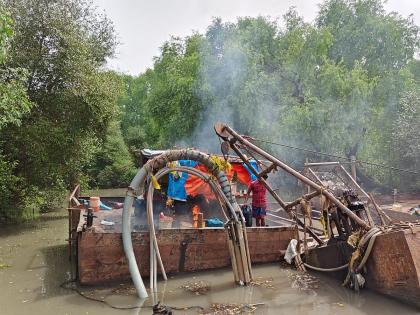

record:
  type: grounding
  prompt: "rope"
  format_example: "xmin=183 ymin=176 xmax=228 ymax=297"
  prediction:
xmin=303 ymin=262 xmax=349 ymax=272
xmin=60 ymin=280 xmax=204 ymax=311
xmin=355 ymin=232 xmax=381 ymax=272
xmin=302 ymin=226 xmax=381 ymax=276
xmin=342 ymin=228 xmax=382 ymax=288
xmin=248 ymin=137 xmax=420 ymax=175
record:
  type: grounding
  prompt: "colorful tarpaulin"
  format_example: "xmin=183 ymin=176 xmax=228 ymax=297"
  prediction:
xmin=167 ymin=160 xmax=259 ymax=200
xmin=167 ymin=160 xmax=198 ymax=201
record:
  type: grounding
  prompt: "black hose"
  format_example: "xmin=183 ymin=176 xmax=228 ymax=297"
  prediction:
xmin=60 ymin=280 xmax=204 ymax=311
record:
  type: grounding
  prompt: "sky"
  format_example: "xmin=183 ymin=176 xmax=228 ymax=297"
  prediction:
xmin=92 ymin=0 xmax=420 ymax=75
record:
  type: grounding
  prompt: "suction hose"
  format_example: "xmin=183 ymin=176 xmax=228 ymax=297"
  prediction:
xmin=122 ymin=149 xmax=240 ymax=299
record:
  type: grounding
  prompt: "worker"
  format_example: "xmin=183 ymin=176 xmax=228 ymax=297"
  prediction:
xmin=245 ymin=175 xmax=268 ymax=227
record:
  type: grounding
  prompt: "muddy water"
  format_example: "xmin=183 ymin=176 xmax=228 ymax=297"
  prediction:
xmin=0 ymin=215 xmax=419 ymax=315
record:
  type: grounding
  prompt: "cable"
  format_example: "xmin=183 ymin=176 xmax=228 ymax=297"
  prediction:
xmin=60 ymin=280 xmax=204 ymax=311
xmin=303 ymin=262 xmax=349 ymax=272
xmin=60 ymin=280 xmax=145 ymax=310
xmin=248 ymin=136 xmax=420 ymax=175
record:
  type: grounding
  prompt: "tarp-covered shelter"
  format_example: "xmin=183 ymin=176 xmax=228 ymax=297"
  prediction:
xmin=140 ymin=149 xmax=259 ymax=201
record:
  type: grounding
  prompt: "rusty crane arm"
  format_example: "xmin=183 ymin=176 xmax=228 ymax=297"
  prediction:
xmin=214 ymin=123 xmax=370 ymax=231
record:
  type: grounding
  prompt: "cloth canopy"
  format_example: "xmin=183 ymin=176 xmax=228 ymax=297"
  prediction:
xmin=168 ymin=160 xmax=259 ymax=200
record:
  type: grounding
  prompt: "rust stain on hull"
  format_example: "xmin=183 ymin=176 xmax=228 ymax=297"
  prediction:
xmin=306 ymin=230 xmax=420 ymax=308
xmin=77 ymin=226 xmax=297 ymax=285
xmin=365 ymin=230 xmax=420 ymax=308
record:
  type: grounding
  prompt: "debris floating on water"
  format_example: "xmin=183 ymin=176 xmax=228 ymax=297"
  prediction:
xmin=153 ymin=302 xmax=173 ymax=315
xmin=111 ymin=285 xmax=136 ymax=296
xmin=289 ymin=272 xmax=320 ymax=290
xmin=200 ymin=302 xmax=265 ymax=315
xmin=250 ymin=277 xmax=275 ymax=289
xmin=0 ymin=263 xmax=11 ymax=269
xmin=181 ymin=280 xmax=211 ymax=295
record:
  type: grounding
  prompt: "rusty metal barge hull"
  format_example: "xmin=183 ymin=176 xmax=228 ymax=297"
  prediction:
xmin=306 ymin=230 xmax=420 ymax=308
xmin=77 ymin=226 xmax=297 ymax=285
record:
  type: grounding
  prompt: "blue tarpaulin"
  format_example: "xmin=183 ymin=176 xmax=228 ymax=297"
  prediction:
xmin=242 ymin=160 xmax=259 ymax=181
xmin=167 ymin=160 xmax=198 ymax=201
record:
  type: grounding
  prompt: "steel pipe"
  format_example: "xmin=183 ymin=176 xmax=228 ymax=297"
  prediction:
xmin=215 ymin=123 xmax=370 ymax=230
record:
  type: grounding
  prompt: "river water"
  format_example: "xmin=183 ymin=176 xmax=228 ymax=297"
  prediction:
xmin=0 ymin=214 xmax=419 ymax=315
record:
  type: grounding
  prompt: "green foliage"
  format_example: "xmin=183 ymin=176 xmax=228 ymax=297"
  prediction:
xmin=118 ymin=0 xmax=420 ymax=192
xmin=118 ymin=73 xmax=154 ymax=151
xmin=0 ymin=0 xmax=120 ymax=222
xmin=87 ymin=121 xmax=136 ymax=188
xmin=0 ymin=6 xmax=12 ymax=60
xmin=393 ymin=89 xmax=420 ymax=189
xmin=2 ymin=0 xmax=420 ymax=223
xmin=317 ymin=0 xmax=419 ymax=75
xmin=0 ymin=7 xmax=32 ymax=129
xmin=117 ymin=34 xmax=203 ymax=150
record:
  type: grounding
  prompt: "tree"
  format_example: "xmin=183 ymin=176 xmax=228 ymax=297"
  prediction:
xmin=116 ymin=0 xmax=420 ymax=193
xmin=393 ymin=89 xmax=420 ymax=190
xmin=0 ymin=6 xmax=34 ymax=222
xmin=118 ymin=73 xmax=152 ymax=153
xmin=86 ymin=121 xmax=136 ymax=188
xmin=0 ymin=0 xmax=120 ymax=221
xmin=317 ymin=0 xmax=419 ymax=75
xmin=0 ymin=6 xmax=31 ymax=129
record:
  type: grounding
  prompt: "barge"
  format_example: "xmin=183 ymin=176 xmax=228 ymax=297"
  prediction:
xmin=73 ymin=208 xmax=297 ymax=285
xmin=68 ymin=123 xmax=420 ymax=309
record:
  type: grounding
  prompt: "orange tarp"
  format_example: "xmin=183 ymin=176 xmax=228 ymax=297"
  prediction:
xmin=185 ymin=163 xmax=252 ymax=199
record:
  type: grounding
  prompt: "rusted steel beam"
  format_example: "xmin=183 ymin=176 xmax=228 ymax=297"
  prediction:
xmin=306 ymin=168 xmax=324 ymax=185
xmin=369 ymin=193 xmax=391 ymax=225
xmin=350 ymin=156 xmax=357 ymax=181
xmin=289 ymin=215 xmax=324 ymax=245
xmin=304 ymin=162 xmax=341 ymax=167
xmin=229 ymin=140 xmax=324 ymax=245
xmin=258 ymin=163 xmax=277 ymax=178
xmin=285 ymin=190 xmax=321 ymax=210
xmin=229 ymin=141 xmax=288 ymax=209
xmin=364 ymin=204 xmax=375 ymax=227
xmin=215 ymin=123 xmax=370 ymax=230
xmin=266 ymin=214 xmax=325 ymax=235
xmin=69 ymin=184 xmax=81 ymax=207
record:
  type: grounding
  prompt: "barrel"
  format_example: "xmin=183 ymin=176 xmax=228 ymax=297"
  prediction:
xmin=89 ymin=196 xmax=100 ymax=212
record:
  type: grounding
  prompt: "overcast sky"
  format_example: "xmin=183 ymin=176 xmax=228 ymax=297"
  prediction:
xmin=92 ymin=0 xmax=420 ymax=75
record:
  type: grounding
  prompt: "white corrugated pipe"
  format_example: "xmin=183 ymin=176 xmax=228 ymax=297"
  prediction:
xmin=122 ymin=168 xmax=149 ymax=299
xmin=122 ymin=149 xmax=239 ymax=299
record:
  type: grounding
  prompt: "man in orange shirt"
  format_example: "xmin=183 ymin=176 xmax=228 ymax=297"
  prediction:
xmin=245 ymin=175 xmax=268 ymax=227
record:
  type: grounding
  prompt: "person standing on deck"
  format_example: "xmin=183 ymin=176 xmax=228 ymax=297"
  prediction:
xmin=245 ymin=175 xmax=268 ymax=227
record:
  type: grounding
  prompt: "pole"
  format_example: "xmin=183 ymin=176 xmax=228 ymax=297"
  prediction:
xmin=230 ymin=141 xmax=323 ymax=244
xmin=350 ymin=156 xmax=357 ymax=182
xmin=215 ymin=123 xmax=370 ymax=230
